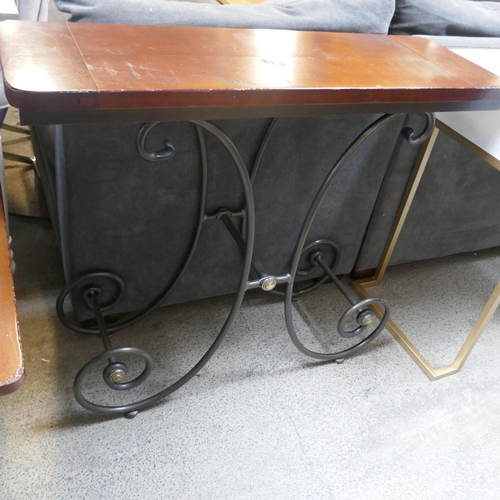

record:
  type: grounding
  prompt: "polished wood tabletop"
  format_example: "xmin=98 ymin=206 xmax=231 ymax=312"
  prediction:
xmin=0 ymin=197 xmax=23 ymax=395
xmin=1 ymin=21 xmax=500 ymax=123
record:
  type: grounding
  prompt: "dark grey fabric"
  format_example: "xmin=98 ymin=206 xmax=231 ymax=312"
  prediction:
xmin=16 ymin=0 xmax=49 ymax=20
xmin=30 ymin=126 xmax=58 ymax=238
xmin=356 ymin=114 xmax=500 ymax=272
xmin=33 ymin=115 xmax=404 ymax=318
xmin=390 ymin=0 xmax=500 ymax=36
xmin=355 ymin=114 xmax=425 ymax=272
xmin=357 ymin=128 xmax=500 ymax=270
xmin=356 ymin=35 xmax=500 ymax=272
xmin=54 ymin=0 xmax=396 ymax=34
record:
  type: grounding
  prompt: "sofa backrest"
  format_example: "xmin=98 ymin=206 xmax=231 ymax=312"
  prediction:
xmin=54 ymin=0 xmax=396 ymax=34
xmin=390 ymin=0 xmax=500 ymax=36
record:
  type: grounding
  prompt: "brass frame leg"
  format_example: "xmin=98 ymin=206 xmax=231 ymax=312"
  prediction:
xmin=353 ymin=125 xmax=500 ymax=380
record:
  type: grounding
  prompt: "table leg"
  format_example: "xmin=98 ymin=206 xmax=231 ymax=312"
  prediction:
xmin=282 ymin=114 xmax=405 ymax=359
xmin=353 ymin=117 xmax=500 ymax=380
xmin=210 ymin=113 xmax=433 ymax=361
xmin=55 ymin=112 xmax=435 ymax=415
xmin=56 ymin=120 xmax=255 ymax=417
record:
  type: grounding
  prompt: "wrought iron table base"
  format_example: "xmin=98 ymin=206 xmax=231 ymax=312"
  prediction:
xmin=56 ymin=113 xmax=434 ymax=417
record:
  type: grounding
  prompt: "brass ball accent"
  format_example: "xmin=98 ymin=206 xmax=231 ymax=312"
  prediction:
xmin=108 ymin=369 xmax=126 ymax=383
xmin=356 ymin=309 xmax=376 ymax=327
xmin=261 ymin=277 xmax=277 ymax=291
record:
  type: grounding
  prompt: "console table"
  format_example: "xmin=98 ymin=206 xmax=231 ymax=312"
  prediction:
xmin=1 ymin=21 xmax=499 ymax=416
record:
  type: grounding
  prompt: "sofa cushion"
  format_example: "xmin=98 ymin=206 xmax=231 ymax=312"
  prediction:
xmin=16 ymin=0 xmax=49 ymax=20
xmin=390 ymin=0 xmax=500 ymax=36
xmin=54 ymin=0 xmax=396 ymax=35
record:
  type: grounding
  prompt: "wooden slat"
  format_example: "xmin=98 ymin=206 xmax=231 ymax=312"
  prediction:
xmin=1 ymin=21 xmax=500 ymax=115
xmin=0 ymin=194 xmax=23 ymax=395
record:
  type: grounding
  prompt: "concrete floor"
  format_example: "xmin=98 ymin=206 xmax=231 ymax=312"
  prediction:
xmin=2 ymin=216 xmax=500 ymax=500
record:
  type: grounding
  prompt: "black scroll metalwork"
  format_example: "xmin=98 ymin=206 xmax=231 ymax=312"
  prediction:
xmin=306 ymin=240 xmax=390 ymax=338
xmin=284 ymin=113 xmax=435 ymax=360
xmin=56 ymin=121 xmax=255 ymax=417
xmin=57 ymin=112 xmax=436 ymax=416
xmin=136 ymin=122 xmax=175 ymax=161
xmin=402 ymin=113 xmax=436 ymax=145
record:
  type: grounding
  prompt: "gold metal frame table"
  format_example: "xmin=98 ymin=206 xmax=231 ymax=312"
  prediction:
xmin=353 ymin=47 xmax=500 ymax=381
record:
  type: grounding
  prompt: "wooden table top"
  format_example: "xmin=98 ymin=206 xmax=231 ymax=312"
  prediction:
xmin=1 ymin=21 xmax=500 ymax=123
xmin=0 ymin=197 xmax=23 ymax=396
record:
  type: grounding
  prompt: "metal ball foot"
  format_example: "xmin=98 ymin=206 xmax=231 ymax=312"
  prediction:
xmin=338 ymin=298 xmax=390 ymax=339
xmin=285 ymin=240 xmax=392 ymax=361
xmin=356 ymin=309 xmax=376 ymax=327
xmin=103 ymin=362 xmax=128 ymax=386
xmin=74 ymin=347 xmax=154 ymax=415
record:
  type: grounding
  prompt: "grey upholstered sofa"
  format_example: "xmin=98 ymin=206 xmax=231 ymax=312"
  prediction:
xmin=30 ymin=0 xmax=500 ymax=319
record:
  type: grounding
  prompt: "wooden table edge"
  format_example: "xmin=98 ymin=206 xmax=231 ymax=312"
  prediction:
xmin=3 ymin=22 xmax=500 ymax=117
xmin=0 ymin=197 xmax=24 ymax=396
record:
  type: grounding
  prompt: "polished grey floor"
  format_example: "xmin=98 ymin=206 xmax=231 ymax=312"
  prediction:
xmin=2 ymin=217 xmax=500 ymax=500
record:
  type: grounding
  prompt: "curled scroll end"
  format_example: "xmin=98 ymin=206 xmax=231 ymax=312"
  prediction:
xmin=136 ymin=122 xmax=176 ymax=161
xmin=402 ymin=113 xmax=436 ymax=145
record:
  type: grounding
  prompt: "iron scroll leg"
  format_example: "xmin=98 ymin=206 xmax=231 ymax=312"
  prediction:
xmin=222 ymin=211 xmax=391 ymax=351
xmin=56 ymin=120 xmax=255 ymax=416
xmin=57 ymin=113 xmax=437 ymax=415
xmin=284 ymin=114 xmax=407 ymax=360
xmin=284 ymin=113 xmax=436 ymax=360
xmin=219 ymin=115 xmax=397 ymax=360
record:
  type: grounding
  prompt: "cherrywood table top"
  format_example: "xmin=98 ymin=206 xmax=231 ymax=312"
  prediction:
xmin=0 ymin=197 xmax=23 ymax=396
xmin=1 ymin=21 xmax=500 ymax=124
